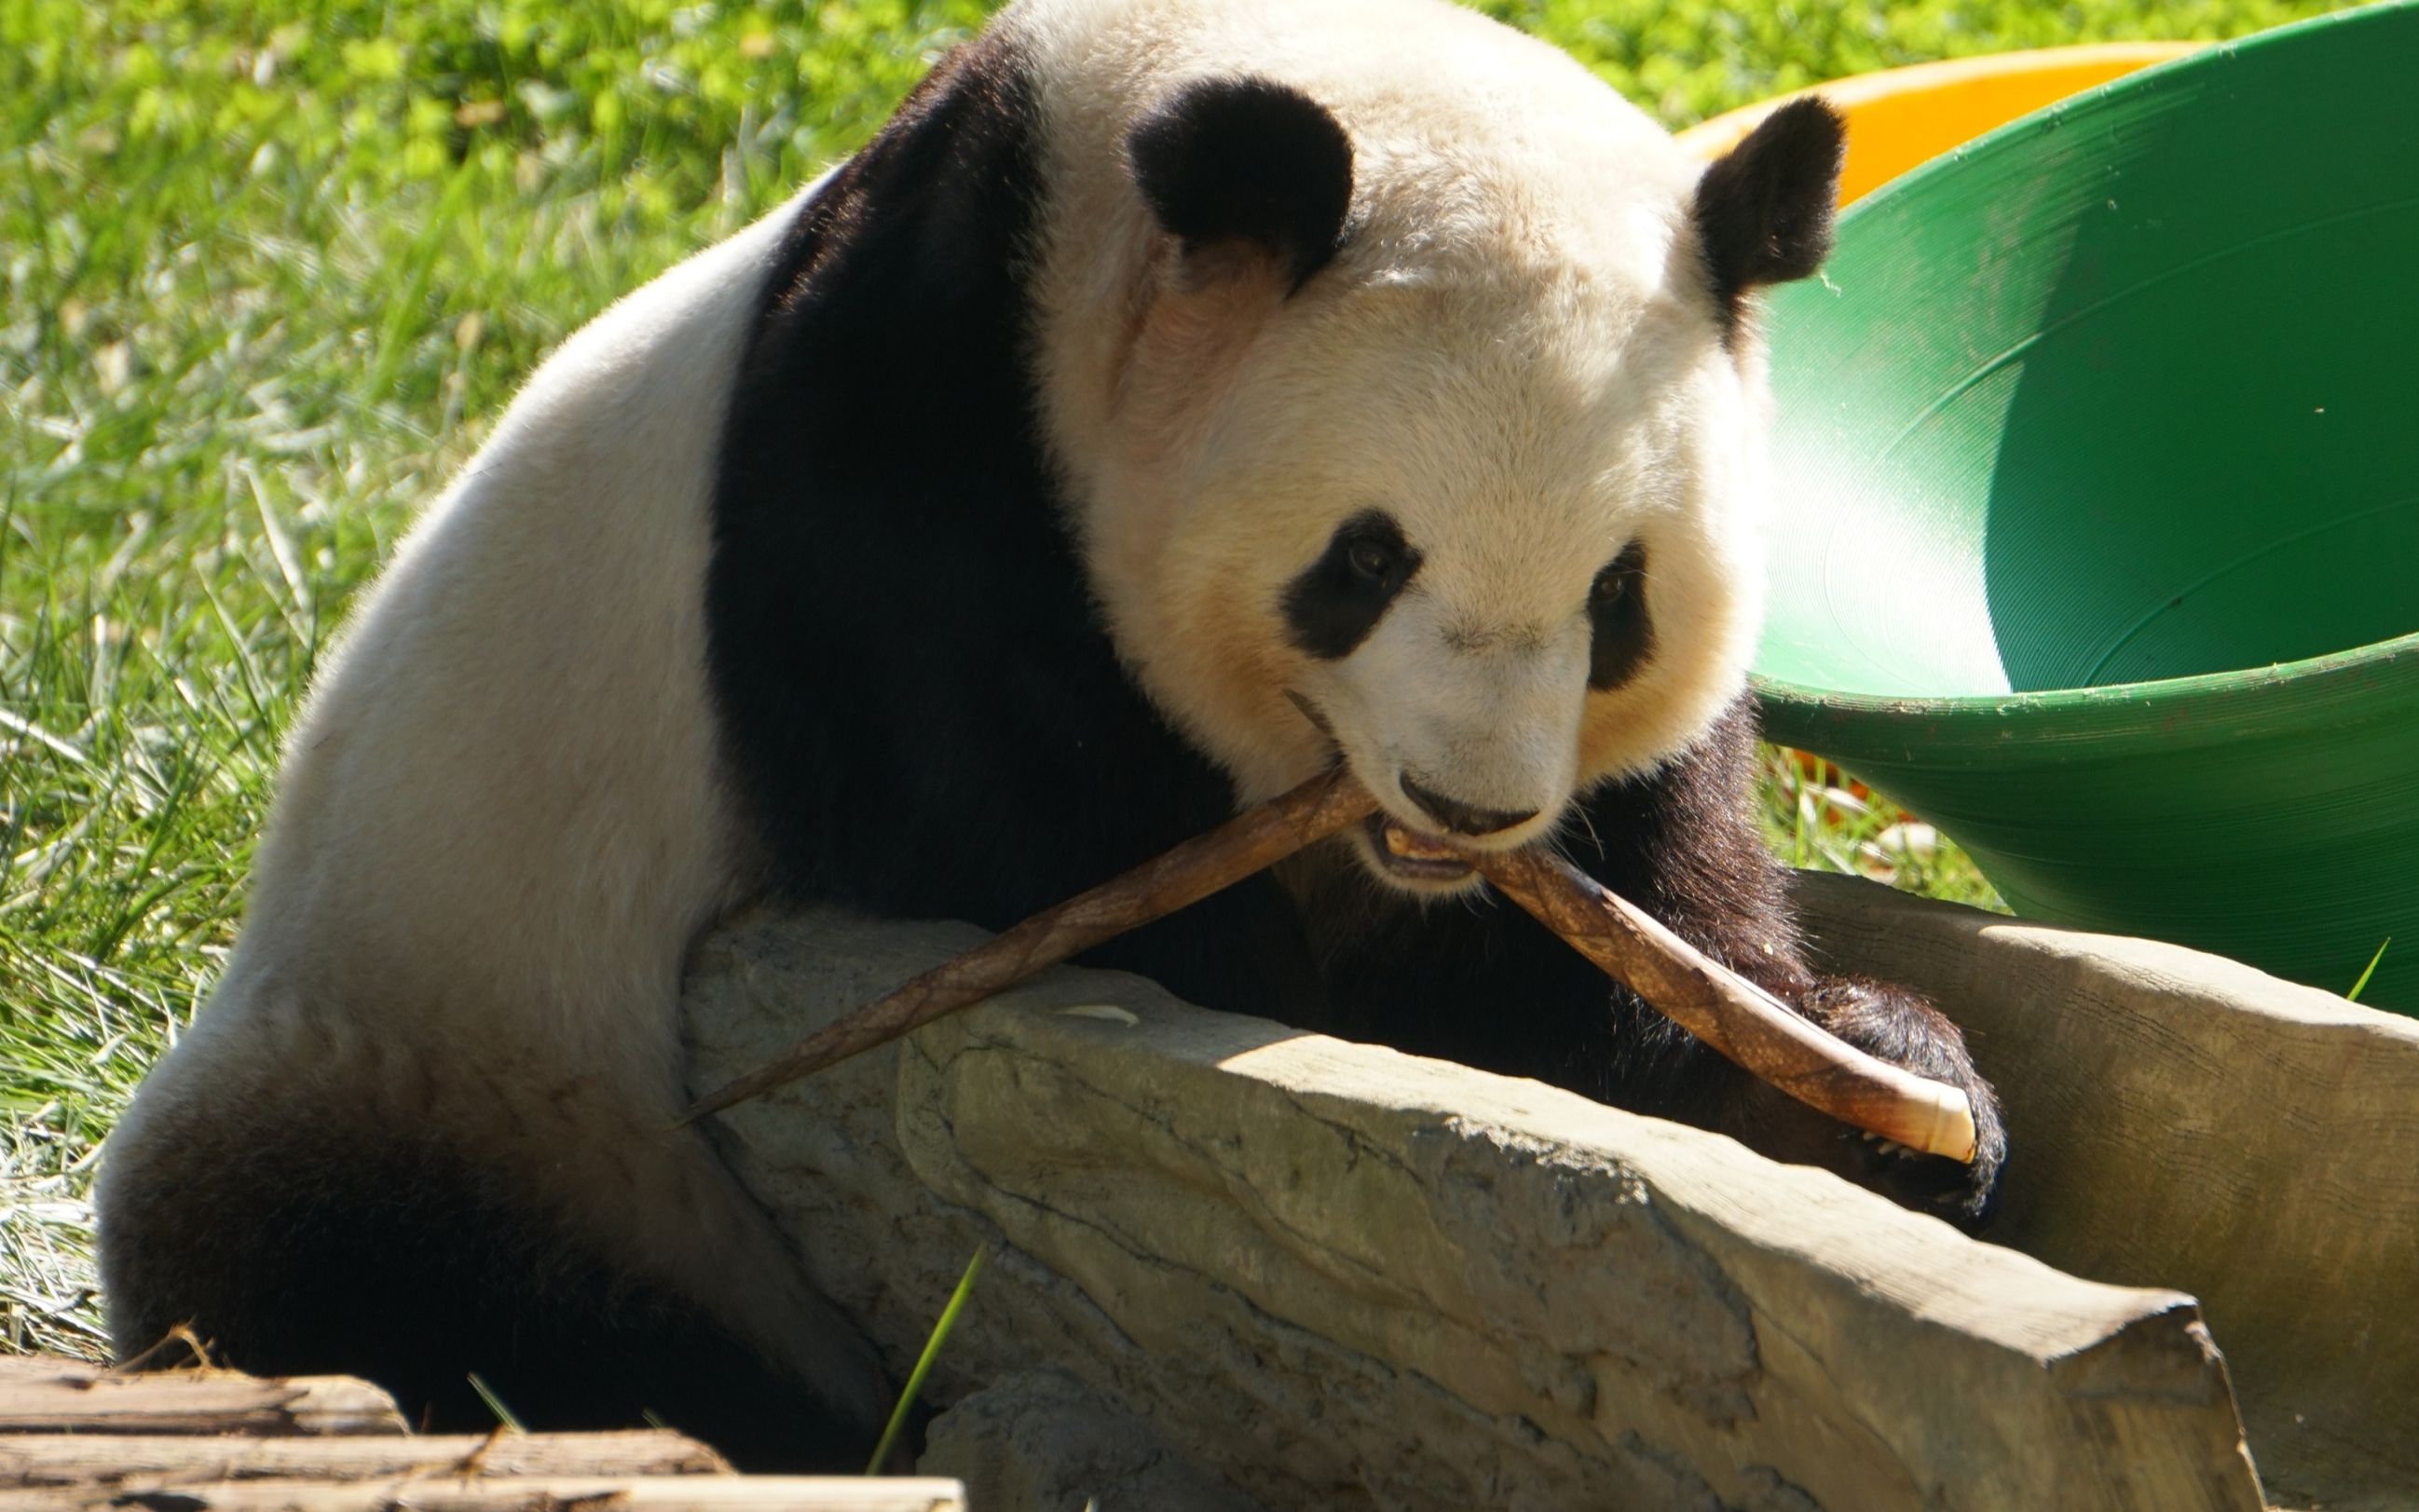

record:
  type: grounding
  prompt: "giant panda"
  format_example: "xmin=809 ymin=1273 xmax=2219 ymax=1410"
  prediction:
xmin=97 ymin=0 xmax=2005 ymax=1471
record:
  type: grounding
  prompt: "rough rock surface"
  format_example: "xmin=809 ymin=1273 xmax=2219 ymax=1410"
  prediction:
xmin=919 ymin=1368 xmax=1264 ymax=1512
xmin=683 ymin=906 xmax=2263 ymax=1512
xmin=1794 ymin=871 xmax=2419 ymax=1512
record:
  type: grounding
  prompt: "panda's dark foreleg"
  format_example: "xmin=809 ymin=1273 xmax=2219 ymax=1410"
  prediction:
xmin=1571 ymin=702 xmax=2007 ymax=1223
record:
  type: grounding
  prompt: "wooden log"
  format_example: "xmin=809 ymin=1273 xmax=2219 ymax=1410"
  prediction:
xmin=0 ymin=1429 xmax=731 ymax=1487
xmin=0 ymin=1359 xmax=404 ymax=1437
xmin=1479 ymin=847 xmax=1976 ymax=1161
xmin=0 ymin=1476 xmax=968 ymax=1511
xmin=682 ymin=766 xmax=1378 ymax=1121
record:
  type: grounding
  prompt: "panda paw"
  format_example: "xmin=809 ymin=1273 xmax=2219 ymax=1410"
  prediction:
xmin=1737 ymin=974 xmax=2007 ymax=1231
xmin=1853 ymin=1125 xmax=2002 ymax=1227
xmin=1810 ymin=974 xmax=2007 ymax=1229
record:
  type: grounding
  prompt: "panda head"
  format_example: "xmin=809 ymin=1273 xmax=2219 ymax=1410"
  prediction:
xmin=1048 ymin=62 xmax=1844 ymax=896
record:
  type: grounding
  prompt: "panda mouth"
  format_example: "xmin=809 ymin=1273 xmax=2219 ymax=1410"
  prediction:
xmin=1280 ymin=691 xmax=1481 ymax=889
xmin=1360 ymin=811 xmax=1478 ymax=885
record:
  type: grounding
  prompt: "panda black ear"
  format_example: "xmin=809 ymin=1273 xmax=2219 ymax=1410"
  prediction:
xmin=1691 ymin=97 xmax=1846 ymax=334
xmin=1127 ymin=76 xmax=1354 ymax=293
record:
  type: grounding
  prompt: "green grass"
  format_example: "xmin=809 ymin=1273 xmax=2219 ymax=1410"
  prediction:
xmin=868 ymin=1246 xmax=985 ymax=1475
xmin=1756 ymin=750 xmax=2003 ymax=913
xmin=0 ymin=0 xmax=2358 ymax=1362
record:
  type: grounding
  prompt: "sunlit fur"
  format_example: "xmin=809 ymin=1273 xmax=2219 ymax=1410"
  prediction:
xmin=96 ymin=180 xmax=889 ymax=1425
xmin=100 ymin=0 xmax=1787 ymax=1427
xmin=1026 ymin=0 xmax=1770 ymax=890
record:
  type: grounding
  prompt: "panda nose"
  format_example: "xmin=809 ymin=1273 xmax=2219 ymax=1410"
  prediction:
xmin=1399 ymin=774 xmax=1538 ymax=838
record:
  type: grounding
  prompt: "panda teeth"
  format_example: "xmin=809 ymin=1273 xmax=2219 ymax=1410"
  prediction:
xmin=1382 ymin=822 xmax=1465 ymax=863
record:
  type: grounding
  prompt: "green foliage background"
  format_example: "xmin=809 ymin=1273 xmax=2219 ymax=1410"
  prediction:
xmin=0 ymin=0 xmax=2358 ymax=1357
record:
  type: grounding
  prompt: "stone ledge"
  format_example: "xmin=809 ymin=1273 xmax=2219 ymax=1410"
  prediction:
xmin=1792 ymin=871 xmax=2419 ymax=1512
xmin=685 ymin=901 xmax=2278 ymax=1511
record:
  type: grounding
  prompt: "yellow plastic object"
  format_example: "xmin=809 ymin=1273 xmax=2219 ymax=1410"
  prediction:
xmin=1674 ymin=43 xmax=2195 ymax=202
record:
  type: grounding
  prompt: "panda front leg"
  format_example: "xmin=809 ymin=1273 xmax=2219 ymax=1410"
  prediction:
xmin=1565 ymin=703 xmax=2009 ymax=1225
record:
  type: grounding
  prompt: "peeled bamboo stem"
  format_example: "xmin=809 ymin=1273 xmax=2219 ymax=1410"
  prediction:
xmin=687 ymin=770 xmax=1975 ymax=1165
xmin=1476 ymin=848 xmax=1976 ymax=1162
xmin=680 ymin=768 xmax=1379 ymax=1122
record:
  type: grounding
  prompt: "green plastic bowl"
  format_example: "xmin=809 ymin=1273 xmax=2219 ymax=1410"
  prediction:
xmin=1751 ymin=2 xmax=2419 ymax=1012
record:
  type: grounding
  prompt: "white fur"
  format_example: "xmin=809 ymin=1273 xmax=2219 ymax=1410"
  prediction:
xmin=1013 ymin=0 xmax=1770 ymax=875
xmin=102 ymin=0 xmax=1778 ymax=1398
xmin=99 ymin=178 xmax=886 ymax=1416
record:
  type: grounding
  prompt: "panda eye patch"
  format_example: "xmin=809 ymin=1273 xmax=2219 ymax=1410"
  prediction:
xmin=1283 ymin=511 xmax=1421 ymax=660
xmin=1587 ymin=541 xmax=1654 ymax=691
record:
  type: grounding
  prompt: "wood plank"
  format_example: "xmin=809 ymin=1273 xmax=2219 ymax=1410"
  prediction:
xmin=0 ymin=1428 xmax=730 ymax=1486
xmin=0 ymin=1475 xmax=967 ymax=1510
xmin=0 ymin=1359 xmax=404 ymax=1436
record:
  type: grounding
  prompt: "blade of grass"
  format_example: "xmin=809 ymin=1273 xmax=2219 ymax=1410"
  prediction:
xmin=866 ymin=1244 xmax=984 ymax=1475
xmin=466 ymin=1371 xmax=525 ymax=1432
xmin=2346 ymin=937 xmax=2390 ymax=1002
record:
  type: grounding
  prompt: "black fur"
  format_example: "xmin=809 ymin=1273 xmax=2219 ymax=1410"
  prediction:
xmin=1692 ymin=97 xmax=1847 ymax=336
xmin=709 ymin=42 xmax=2000 ymax=1227
xmin=1128 ymin=76 xmax=1355 ymax=291
xmin=1586 ymin=541 xmax=1653 ymax=690
xmin=102 ymin=1124 xmax=862 ymax=1472
xmin=1283 ymin=510 xmax=1421 ymax=659
xmin=708 ymin=35 xmax=1321 ymax=1015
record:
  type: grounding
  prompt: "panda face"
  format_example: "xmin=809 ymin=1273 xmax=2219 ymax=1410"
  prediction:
xmin=1032 ymin=35 xmax=1838 ymax=897
xmin=1088 ymin=257 xmax=1768 ymax=896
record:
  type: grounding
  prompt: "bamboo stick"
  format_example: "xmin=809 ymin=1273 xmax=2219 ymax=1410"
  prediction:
xmin=688 ymin=770 xmax=1975 ymax=1163
xmin=1476 ymin=848 xmax=1976 ymax=1162
xmin=680 ymin=768 xmax=1379 ymax=1122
